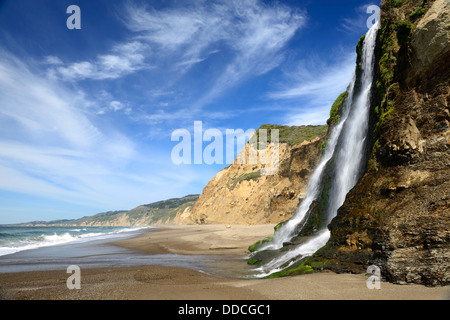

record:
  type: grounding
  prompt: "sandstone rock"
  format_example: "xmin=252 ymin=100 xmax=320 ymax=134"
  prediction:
xmin=411 ymin=0 xmax=450 ymax=78
xmin=174 ymin=126 xmax=327 ymax=225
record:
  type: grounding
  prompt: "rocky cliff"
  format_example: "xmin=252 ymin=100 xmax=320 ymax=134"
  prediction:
xmin=174 ymin=125 xmax=327 ymax=225
xmin=308 ymin=0 xmax=449 ymax=286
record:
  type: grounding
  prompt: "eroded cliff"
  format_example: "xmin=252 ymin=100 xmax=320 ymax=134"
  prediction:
xmin=310 ymin=0 xmax=449 ymax=286
xmin=174 ymin=125 xmax=327 ymax=225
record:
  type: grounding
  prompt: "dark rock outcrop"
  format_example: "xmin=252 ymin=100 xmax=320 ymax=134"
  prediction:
xmin=312 ymin=0 xmax=449 ymax=286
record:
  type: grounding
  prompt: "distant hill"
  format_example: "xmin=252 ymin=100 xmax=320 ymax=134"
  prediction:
xmin=10 ymin=195 xmax=199 ymax=227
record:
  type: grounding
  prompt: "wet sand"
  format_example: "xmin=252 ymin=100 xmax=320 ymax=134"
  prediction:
xmin=0 ymin=225 xmax=448 ymax=300
xmin=110 ymin=224 xmax=276 ymax=256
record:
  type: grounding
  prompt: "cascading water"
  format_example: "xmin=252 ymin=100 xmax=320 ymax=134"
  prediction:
xmin=253 ymin=22 xmax=380 ymax=277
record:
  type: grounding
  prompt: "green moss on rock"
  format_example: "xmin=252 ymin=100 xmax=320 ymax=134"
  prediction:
xmin=247 ymin=258 xmax=262 ymax=265
xmin=409 ymin=1 xmax=429 ymax=21
xmin=227 ymin=170 xmax=262 ymax=190
xmin=328 ymin=91 xmax=348 ymax=126
xmin=264 ymin=257 xmax=329 ymax=278
xmin=248 ymin=239 xmax=267 ymax=253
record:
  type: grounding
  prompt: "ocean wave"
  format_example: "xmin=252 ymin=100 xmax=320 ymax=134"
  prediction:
xmin=0 ymin=226 xmax=147 ymax=257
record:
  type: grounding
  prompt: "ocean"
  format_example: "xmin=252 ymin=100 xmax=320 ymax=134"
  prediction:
xmin=0 ymin=226 xmax=248 ymax=278
xmin=0 ymin=226 xmax=146 ymax=257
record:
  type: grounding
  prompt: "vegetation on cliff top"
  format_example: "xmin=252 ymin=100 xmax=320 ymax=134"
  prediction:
xmin=328 ymin=91 xmax=348 ymax=126
xmin=254 ymin=124 xmax=327 ymax=147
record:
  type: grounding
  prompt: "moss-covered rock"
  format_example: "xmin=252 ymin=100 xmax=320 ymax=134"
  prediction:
xmin=263 ymin=256 xmax=329 ymax=278
xmin=327 ymin=91 xmax=348 ymax=126
xmin=248 ymin=0 xmax=450 ymax=287
xmin=313 ymin=0 xmax=450 ymax=286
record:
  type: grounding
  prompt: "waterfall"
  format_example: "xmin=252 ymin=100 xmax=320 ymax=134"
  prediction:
xmin=253 ymin=22 xmax=380 ymax=277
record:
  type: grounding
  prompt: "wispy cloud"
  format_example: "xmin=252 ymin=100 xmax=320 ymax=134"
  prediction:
xmin=0 ymin=52 xmax=103 ymax=149
xmin=40 ymin=0 xmax=306 ymax=127
xmin=124 ymin=0 xmax=306 ymax=109
xmin=338 ymin=3 xmax=375 ymax=34
xmin=48 ymin=41 xmax=148 ymax=81
xmin=199 ymin=1 xmax=305 ymax=107
xmin=44 ymin=55 xmax=63 ymax=65
xmin=35 ymin=0 xmax=306 ymax=130
xmin=0 ymin=50 xmax=148 ymax=208
xmin=268 ymin=50 xmax=356 ymax=125
xmin=0 ymin=48 xmax=216 ymax=218
xmin=0 ymin=50 xmax=136 ymax=155
xmin=268 ymin=53 xmax=356 ymax=100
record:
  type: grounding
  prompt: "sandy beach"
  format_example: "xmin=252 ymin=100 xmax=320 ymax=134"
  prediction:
xmin=0 ymin=225 xmax=448 ymax=300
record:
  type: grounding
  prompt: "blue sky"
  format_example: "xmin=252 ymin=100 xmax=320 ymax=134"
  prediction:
xmin=0 ymin=0 xmax=380 ymax=224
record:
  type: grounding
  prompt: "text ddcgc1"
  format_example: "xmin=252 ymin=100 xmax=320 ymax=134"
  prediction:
xmin=178 ymin=304 xmax=271 ymax=317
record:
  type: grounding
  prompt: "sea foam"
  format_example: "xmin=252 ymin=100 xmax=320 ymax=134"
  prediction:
xmin=0 ymin=226 xmax=147 ymax=257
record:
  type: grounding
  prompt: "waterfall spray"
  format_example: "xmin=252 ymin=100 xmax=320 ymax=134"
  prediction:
xmin=253 ymin=22 xmax=380 ymax=277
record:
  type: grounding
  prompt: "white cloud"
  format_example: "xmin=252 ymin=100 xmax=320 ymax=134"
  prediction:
xmin=268 ymin=51 xmax=356 ymax=125
xmin=0 ymin=53 xmax=102 ymax=149
xmin=0 ymin=49 xmax=214 ymax=217
xmin=44 ymin=55 xmax=63 ymax=65
xmin=338 ymin=3 xmax=375 ymax=34
xmin=124 ymin=4 xmax=210 ymax=49
xmin=0 ymin=52 xmax=137 ymax=155
xmin=124 ymin=0 xmax=306 ymax=108
xmin=201 ymin=1 xmax=305 ymax=106
xmin=42 ymin=0 xmax=306 ymax=126
xmin=110 ymin=101 xmax=124 ymax=112
xmin=284 ymin=105 xmax=335 ymax=126
xmin=49 ymin=41 xmax=148 ymax=81
xmin=0 ymin=50 xmax=142 ymax=207
xmin=269 ymin=53 xmax=356 ymax=100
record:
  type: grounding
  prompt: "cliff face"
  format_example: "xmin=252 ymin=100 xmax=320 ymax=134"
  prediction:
xmin=174 ymin=125 xmax=327 ymax=225
xmin=312 ymin=0 xmax=449 ymax=286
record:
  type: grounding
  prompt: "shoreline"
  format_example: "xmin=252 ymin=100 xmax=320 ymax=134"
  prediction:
xmin=111 ymin=224 xmax=276 ymax=256
xmin=0 ymin=224 xmax=448 ymax=300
